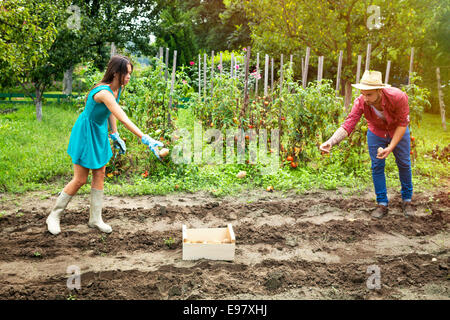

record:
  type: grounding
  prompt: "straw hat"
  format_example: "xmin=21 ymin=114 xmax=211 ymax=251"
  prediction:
xmin=351 ymin=70 xmax=390 ymax=90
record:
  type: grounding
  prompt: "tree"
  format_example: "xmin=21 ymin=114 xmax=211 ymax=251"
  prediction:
xmin=220 ymin=0 xmax=251 ymax=50
xmin=418 ymin=1 xmax=449 ymax=113
xmin=0 ymin=0 xmax=68 ymax=121
xmin=152 ymin=0 xmax=198 ymax=67
xmin=182 ymin=0 xmax=251 ymax=52
xmin=242 ymin=0 xmax=437 ymax=107
xmin=0 ymin=0 xmax=163 ymax=120
xmin=59 ymin=0 xmax=164 ymax=93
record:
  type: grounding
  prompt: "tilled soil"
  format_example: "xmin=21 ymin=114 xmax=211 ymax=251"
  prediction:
xmin=0 ymin=187 xmax=448 ymax=300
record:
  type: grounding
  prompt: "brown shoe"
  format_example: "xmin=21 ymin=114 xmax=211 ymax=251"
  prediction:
xmin=372 ymin=204 xmax=388 ymax=219
xmin=402 ymin=201 xmax=415 ymax=217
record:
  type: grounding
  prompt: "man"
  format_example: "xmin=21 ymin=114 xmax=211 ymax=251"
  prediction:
xmin=320 ymin=70 xmax=414 ymax=218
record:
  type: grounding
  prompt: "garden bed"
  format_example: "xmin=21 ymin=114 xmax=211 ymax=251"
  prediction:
xmin=0 ymin=186 xmax=448 ymax=300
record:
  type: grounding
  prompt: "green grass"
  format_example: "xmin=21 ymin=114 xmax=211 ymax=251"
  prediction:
xmin=0 ymin=103 xmax=448 ymax=196
xmin=0 ymin=103 xmax=78 ymax=192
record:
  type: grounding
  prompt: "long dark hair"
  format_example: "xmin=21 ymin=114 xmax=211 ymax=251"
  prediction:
xmin=85 ymin=55 xmax=133 ymax=102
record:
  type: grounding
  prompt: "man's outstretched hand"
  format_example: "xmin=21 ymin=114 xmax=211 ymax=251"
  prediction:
xmin=319 ymin=141 xmax=332 ymax=154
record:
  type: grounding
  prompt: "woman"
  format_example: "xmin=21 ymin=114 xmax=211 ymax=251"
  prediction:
xmin=46 ymin=55 xmax=163 ymax=235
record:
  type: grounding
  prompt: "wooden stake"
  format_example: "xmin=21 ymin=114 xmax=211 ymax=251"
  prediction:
xmin=385 ymin=60 xmax=391 ymax=84
xmin=280 ymin=54 xmax=284 ymax=89
xmin=255 ymin=52 xmax=260 ymax=98
xmin=198 ymin=54 xmax=201 ymax=96
xmin=230 ymin=53 xmax=234 ymax=78
xmin=211 ymin=51 xmax=214 ymax=97
xmin=271 ymin=57 xmax=274 ymax=95
xmin=301 ymin=57 xmax=304 ymax=80
xmin=356 ymin=55 xmax=362 ymax=83
xmin=318 ymin=56 xmax=324 ymax=82
xmin=168 ymin=50 xmax=177 ymax=125
xmin=336 ymin=50 xmax=343 ymax=95
xmin=365 ymin=43 xmax=371 ymax=71
xmin=436 ymin=67 xmax=447 ymax=130
xmin=219 ymin=52 xmax=223 ymax=76
xmin=288 ymin=54 xmax=293 ymax=92
xmin=408 ymin=47 xmax=414 ymax=85
xmin=165 ymin=48 xmax=169 ymax=81
xmin=302 ymin=47 xmax=310 ymax=88
xmin=264 ymin=54 xmax=269 ymax=97
xmin=203 ymin=53 xmax=207 ymax=98
xmin=243 ymin=46 xmax=251 ymax=118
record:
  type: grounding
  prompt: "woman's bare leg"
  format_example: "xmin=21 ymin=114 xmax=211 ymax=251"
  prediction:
xmin=63 ymin=164 xmax=90 ymax=195
xmin=91 ymin=165 xmax=106 ymax=190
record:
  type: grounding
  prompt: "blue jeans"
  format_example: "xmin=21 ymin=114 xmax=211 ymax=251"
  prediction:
xmin=367 ymin=128 xmax=413 ymax=205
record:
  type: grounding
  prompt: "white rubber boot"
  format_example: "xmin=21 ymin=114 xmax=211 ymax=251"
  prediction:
xmin=88 ymin=188 xmax=112 ymax=233
xmin=46 ymin=191 xmax=73 ymax=235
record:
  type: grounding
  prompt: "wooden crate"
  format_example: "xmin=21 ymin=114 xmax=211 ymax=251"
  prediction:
xmin=182 ymin=224 xmax=236 ymax=261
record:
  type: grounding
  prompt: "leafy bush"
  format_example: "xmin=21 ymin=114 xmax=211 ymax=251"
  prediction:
xmin=401 ymin=73 xmax=430 ymax=127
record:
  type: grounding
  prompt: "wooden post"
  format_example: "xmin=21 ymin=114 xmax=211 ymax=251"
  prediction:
xmin=365 ymin=43 xmax=371 ymax=71
xmin=165 ymin=48 xmax=169 ymax=81
xmin=211 ymin=51 xmax=214 ymax=97
xmin=230 ymin=52 xmax=234 ymax=78
xmin=356 ymin=55 xmax=362 ymax=83
xmin=158 ymin=47 xmax=164 ymax=79
xmin=436 ymin=67 xmax=447 ymax=130
xmin=288 ymin=54 xmax=293 ymax=92
xmin=336 ymin=50 xmax=343 ymax=95
xmin=385 ymin=60 xmax=391 ymax=84
xmin=318 ymin=56 xmax=324 ymax=82
xmin=255 ymin=52 xmax=260 ymax=98
xmin=271 ymin=57 xmax=274 ymax=95
xmin=321 ymin=56 xmax=324 ymax=81
xmin=264 ymin=54 xmax=269 ymax=97
xmin=219 ymin=52 xmax=223 ymax=76
xmin=280 ymin=54 xmax=284 ymax=89
xmin=168 ymin=50 xmax=177 ymax=125
xmin=408 ymin=47 xmax=414 ymax=85
xmin=198 ymin=54 xmax=201 ymax=96
xmin=302 ymin=47 xmax=310 ymax=88
xmin=301 ymin=57 xmax=304 ymax=80
xmin=203 ymin=53 xmax=207 ymax=98
xmin=242 ymin=46 xmax=251 ymax=119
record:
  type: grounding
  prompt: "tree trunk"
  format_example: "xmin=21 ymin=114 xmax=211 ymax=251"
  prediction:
xmin=63 ymin=66 xmax=74 ymax=95
xmin=110 ymin=42 xmax=117 ymax=57
xmin=35 ymin=87 xmax=43 ymax=121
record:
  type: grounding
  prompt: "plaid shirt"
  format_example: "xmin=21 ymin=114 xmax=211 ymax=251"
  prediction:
xmin=341 ymin=87 xmax=410 ymax=139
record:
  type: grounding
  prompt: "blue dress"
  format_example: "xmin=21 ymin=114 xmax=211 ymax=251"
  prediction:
xmin=67 ymin=85 xmax=121 ymax=169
